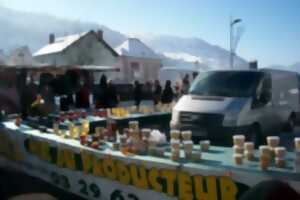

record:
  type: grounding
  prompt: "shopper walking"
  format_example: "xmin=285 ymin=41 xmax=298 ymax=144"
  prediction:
xmin=153 ymin=80 xmax=162 ymax=105
xmin=161 ymin=80 xmax=174 ymax=104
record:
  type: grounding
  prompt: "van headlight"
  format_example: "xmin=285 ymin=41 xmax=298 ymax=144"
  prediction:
xmin=171 ymin=109 xmax=180 ymax=128
xmin=171 ymin=109 xmax=180 ymax=122
xmin=223 ymin=111 xmax=239 ymax=127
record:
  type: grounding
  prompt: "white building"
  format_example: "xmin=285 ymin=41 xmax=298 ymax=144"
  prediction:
xmin=34 ymin=30 xmax=118 ymax=67
xmin=114 ymin=38 xmax=162 ymax=84
xmin=6 ymin=46 xmax=34 ymax=66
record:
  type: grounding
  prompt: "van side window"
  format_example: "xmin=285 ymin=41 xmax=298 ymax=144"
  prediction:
xmin=253 ymin=75 xmax=272 ymax=108
xmin=261 ymin=75 xmax=272 ymax=100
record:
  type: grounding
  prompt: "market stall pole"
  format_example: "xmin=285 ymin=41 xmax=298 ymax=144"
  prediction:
xmin=0 ymin=121 xmax=300 ymax=200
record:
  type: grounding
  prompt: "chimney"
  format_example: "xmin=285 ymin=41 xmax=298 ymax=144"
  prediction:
xmin=96 ymin=30 xmax=103 ymax=40
xmin=49 ymin=33 xmax=55 ymax=44
xmin=249 ymin=60 xmax=258 ymax=70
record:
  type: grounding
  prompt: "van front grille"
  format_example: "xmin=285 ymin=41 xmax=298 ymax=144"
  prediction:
xmin=180 ymin=112 xmax=224 ymax=129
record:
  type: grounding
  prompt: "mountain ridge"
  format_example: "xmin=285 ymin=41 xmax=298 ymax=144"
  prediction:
xmin=0 ymin=6 xmax=249 ymax=70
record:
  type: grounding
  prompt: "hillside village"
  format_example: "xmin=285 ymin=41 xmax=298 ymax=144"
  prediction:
xmin=0 ymin=27 xmax=256 ymax=84
xmin=0 ymin=29 xmax=166 ymax=84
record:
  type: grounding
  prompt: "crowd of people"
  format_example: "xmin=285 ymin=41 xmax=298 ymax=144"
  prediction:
xmin=18 ymin=72 xmax=194 ymax=118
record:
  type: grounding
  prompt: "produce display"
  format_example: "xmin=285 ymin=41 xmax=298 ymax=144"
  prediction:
xmin=231 ymin=133 xmax=300 ymax=172
xmin=13 ymin=116 xmax=300 ymax=172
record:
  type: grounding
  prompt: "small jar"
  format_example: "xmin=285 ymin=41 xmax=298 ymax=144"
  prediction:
xmin=170 ymin=139 xmax=180 ymax=150
xmin=233 ymin=135 xmax=245 ymax=147
xmin=275 ymin=158 xmax=285 ymax=168
xmin=233 ymin=145 xmax=244 ymax=155
xmin=181 ymin=130 xmax=192 ymax=141
xmin=183 ymin=140 xmax=193 ymax=153
xmin=245 ymin=151 xmax=254 ymax=161
xmin=259 ymin=145 xmax=271 ymax=157
xmin=200 ymin=140 xmax=210 ymax=151
xmin=267 ymin=136 xmax=280 ymax=148
xmin=259 ymin=154 xmax=270 ymax=171
xmin=233 ymin=154 xmax=243 ymax=165
xmin=244 ymin=142 xmax=254 ymax=152
xmin=129 ymin=121 xmax=139 ymax=131
xmin=170 ymin=130 xmax=180 ymax=140
xmin=274 ymin=147 xmax=286 ymax=159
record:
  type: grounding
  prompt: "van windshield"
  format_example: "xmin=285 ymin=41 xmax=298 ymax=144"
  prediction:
xmin=189 ymin=71 xmax=264 ymax=98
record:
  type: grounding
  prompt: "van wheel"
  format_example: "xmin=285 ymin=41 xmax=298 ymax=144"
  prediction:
xmin=285 ymin=114 xmax=296 ymax=133
xmin=248 ymin=124 xmax=263 ymax=147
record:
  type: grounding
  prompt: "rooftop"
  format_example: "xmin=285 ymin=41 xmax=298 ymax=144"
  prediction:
xmin=115 ymin=38 xmax=160 ymax=59
xmin=33 ymin=32 xmax=88 ymax=56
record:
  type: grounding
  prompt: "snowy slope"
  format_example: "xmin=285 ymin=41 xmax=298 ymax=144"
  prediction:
xmin=135 ymin=34 xmax=248 ymax=70
xmin=289 ymin=62 xmax=300 ymax=73
xmin=0 ymin=6 xmax=126 ymax=52
xmin=163 ymin=52 xmax=204 ymax=63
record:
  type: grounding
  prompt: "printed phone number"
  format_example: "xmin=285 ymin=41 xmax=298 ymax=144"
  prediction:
xmin=50 ymin=171 xmax=140 ymax=200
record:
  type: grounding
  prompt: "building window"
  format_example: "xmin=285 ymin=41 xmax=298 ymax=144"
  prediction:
xmin=131 ymin=62 xmax=141 ymax=80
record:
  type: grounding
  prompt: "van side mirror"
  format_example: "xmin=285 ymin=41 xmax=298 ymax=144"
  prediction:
xmin=252 ymin=91 xmax=270 ymax=109
xmin=258 ymin=90 xmax=271 ymax=104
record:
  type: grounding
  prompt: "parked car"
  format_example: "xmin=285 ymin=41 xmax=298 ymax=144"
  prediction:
xmin=170 ymin=69 xmax=300 ymax=146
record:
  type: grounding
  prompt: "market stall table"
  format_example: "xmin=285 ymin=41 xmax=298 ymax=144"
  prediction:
xmin=35 ymin=112 xmax=171 ymax=134
xmin=110 ymin=112 xmax=171 ymax=133
xmin=47 ymin=113 xmax=107 ymax=132
xmin=0 ymin=121 xmax=299 ymax=200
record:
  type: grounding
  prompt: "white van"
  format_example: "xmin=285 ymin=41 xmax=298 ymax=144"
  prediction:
xmin=170 ymin=69 xmax=300 ymax=145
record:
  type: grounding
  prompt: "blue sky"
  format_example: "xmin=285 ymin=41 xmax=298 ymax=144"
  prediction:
xmin=2 ymin=0 xmax=300 ymax=66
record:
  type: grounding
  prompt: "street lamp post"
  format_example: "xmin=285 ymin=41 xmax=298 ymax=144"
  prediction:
xmin=230 ymin=18 xmax=242 ymax=69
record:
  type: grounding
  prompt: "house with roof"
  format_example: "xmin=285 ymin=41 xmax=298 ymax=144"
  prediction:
xmin=34 ymin=30 xmax=118 ymax=67
xmin=114 ymin=38 xmax=162 ymax=83
xmin=6 ymin=46 xmax=34 ymax=66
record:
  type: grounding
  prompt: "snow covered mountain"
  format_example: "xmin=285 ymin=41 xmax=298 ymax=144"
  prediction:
xmin=289 ymin=62 xmax=300 ymax=73
xmin=134 ymin=34 xmax=248 ymax=69
xmin=266 ymin=63 xmax=300 ymax=73
xmin=0 ymin=6 xmax=248 ymax=70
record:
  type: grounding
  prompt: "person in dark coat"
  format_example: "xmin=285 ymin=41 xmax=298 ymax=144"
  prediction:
xmin=161 ymin=80 xmax=174 ymax=104
xmin=22 ymin=76 xmax=38 ymax=117
xmin=40 ymin=84 xmax=55 ymax=112
xmin=133 ymin=81 xmax=142 ymax=108
xmin=106 ymin=80 xmax=119 ymax=108
xmin=75 ymin=80 xmax=90 ymax=109
xmin=95 ymin=75 xmax=108 ymax=108
xmin=182 ymin=74 xmax=190 ymax=94
xmin=153 ymin=80 xmax=162 ymax=105
xmin=58 ymin=75 xmax=73 ymax=111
